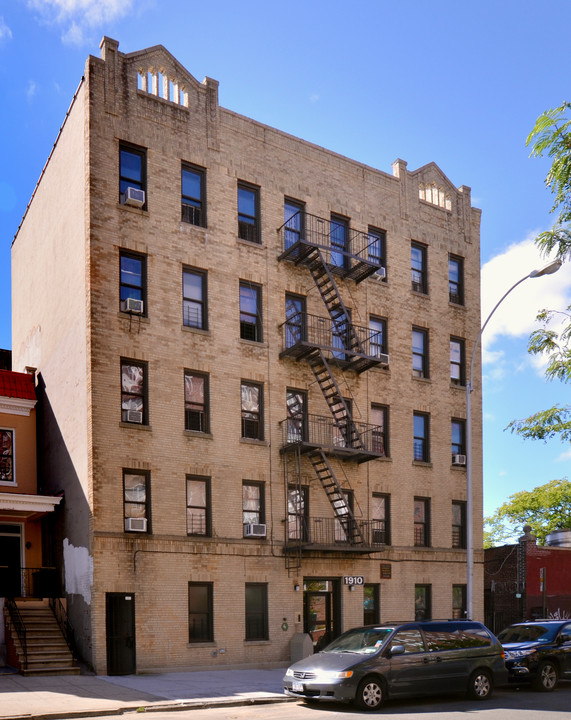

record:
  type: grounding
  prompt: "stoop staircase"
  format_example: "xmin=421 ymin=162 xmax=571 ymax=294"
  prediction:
xmin=5 ymin=599 xmax=79 ymax=675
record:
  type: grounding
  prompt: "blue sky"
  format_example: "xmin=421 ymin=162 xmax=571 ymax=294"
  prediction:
xmin=0 ymin=0 xmax=570 ymax=527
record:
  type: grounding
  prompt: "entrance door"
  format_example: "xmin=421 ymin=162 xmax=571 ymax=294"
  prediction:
xmin=303 ymin=579 xmax=340 ymax=652
xmin=0 ymin=525 xmax=22 ymax=597
xmin=106 ymin=593 xmax=136 ymax=675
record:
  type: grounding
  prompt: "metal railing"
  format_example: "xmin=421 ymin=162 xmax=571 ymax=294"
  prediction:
xmin=5 ymin=598 xmax=27 ymax=670
xmin=286 ymin=516 xmax=387 ymax=549
xmin=0 ymin=566 xmax=59 ymax=599
xmin=49 ymin=597 xmax=79 ymax=665
xmin=280 ymin=414 xmax=385 ymax=456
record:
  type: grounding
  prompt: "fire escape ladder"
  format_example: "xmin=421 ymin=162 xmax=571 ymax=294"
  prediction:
xmin=308 ymin=450 xmax=364 ymax=545
xmin=306 ymin=249 xmax=364 ymax=356
xmin=307 ymin=350 xmax=363 ymax=450
xmin=284 ymin=446 xmax=304 ymax=574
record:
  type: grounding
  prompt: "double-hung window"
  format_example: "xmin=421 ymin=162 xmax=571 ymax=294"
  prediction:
xmin=369 ymin=316 xmax=387 ymax=358
xmin=239 ymin=281 xmax=262 ymax=342
xmin=412 ymin=327 xmax=429 ymax=378
xmin=120 ymin=251 xmax=147 ymax=315
xmin=368 ymin=226 xmax=386 ymax=278
xmin=452 ymin=418 xmax=466 ymax=458
xmin=184 ymin=371 xmax=209 ymax=433
xmin=181 ymin=164 xmax=206 ymax=226
xmin=121 ymin=359 xmax=148 ymax=425
xmin=370 ymin=404 xmax=388 ymax=456
xmin=288 ymin=485 xmax=309 ymax=541
xmin=449 ymin=254 xmax=464 ymax=305
xmin=452 ymin=501 xmax=466 ymax=549
xmin=286 ymin=388 xmax=308 ymax=443
xmin=188 ymin=582 xmax=213 ymax=642
xmin=242 ymin=482 xmax=265 ymax=533
xmin=330 ymin=214 xmax=349 ymax=268
xmin=413 ymin=412 xmax=429 ymax=462
xmin=186 ymin=475 xmax=211 ymax=536
xmin=241 ymin=381 xmax=263 ymax=440
xmin=123 ymin=470 xmax=150 ymax=532
xmin=284 ymin=199 xmax=304 ymax=249
xmin=0 ymin=429 xmax=14 ymax=484
xmin=183 ymin=268 xmax=207 ymax=330
xmin=372 ymin=492 xmax=390 ymax=544
xmin=450 ymin=337 xmax=465 ymax=385
xmin=245 ymin=583 xmax=268 ymax=640
xmin=411 ymin=242 xmax=428 ymax=293
xmin=452 ymin=585 xmax=467 ymax=619
xmin=119 ymin=143 xmax=146 ymax=207
xmin=238 ymin=183 xmax=260 ymax=243
xmin=414 ymin=498 xmax=430 ymax=547
xmin=284 ymin=293 xmax=306 ymax=348
xmin=415 ymin=584 xmax=432 ymax=620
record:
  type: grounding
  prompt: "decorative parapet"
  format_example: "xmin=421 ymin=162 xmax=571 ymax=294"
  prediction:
xmin=419 ymin=182 xmax=452 ymax=211
xmin=137 ymin=67 xmax=188 ymax=107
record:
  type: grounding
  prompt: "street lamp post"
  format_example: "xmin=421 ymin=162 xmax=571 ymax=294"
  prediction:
xmin=465 ymin=258 xmax=562 ymax=620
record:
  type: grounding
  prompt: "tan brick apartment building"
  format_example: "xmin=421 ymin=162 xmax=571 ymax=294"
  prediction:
xmin=11 ymin=38 xmax=483 ymax=674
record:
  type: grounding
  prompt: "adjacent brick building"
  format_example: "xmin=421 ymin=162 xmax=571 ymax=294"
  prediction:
xmin=11 ymin=38 xmax=483 ymax=674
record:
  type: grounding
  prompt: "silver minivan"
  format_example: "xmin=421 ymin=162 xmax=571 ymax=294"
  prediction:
xmin=283 ymin=620 xmax=508 ymax=710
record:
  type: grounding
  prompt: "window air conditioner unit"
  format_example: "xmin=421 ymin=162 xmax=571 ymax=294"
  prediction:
xmin=120 ymin=298 xmax=144 ymax=314
xmin=377 ymin=352 xmax=390 ymax=366
xmin=125 ymin=517 xmax=147 ymax=532
xmin=121 ymin=187 xmax=145 ymax=208
xmin=244 ymin=523 xmax=267 ymax=538
xmin=126 ymin=410 xmax=143 ymax=424
xmin=370 ymin=267 xmax=386 ymax=281
xmin=452 ymin=454 xmax=467 ymax=466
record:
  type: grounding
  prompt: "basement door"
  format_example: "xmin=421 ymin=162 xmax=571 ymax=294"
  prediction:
xmin=0 ymin=524 xmax=22 ymax=597
xmin=106 ymin=593 xmax=136 ymax=675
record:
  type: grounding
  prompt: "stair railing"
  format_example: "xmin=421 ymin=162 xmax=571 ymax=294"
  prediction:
xmin=49 ymin=597 xmax=80 ymax=664
xmin=5 ymin=598 xmax=27 ymax=670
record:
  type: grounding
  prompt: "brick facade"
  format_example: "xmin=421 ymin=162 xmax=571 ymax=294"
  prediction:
xmin=11 ymin=37 xmax=483 ymax=673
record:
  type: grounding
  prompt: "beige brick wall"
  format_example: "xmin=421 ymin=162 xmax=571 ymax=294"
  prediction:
xmin=12 ymin=38 xmax=484 ymax=673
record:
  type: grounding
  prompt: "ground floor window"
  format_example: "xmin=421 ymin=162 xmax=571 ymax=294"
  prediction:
xmin=245 ymin=583 xmax=268 ymax=640
xmin=188 ymin=582 xmax=213 ymax=642
xmin=415 ymin=584 xmax=431 ymax=620
xmin=363 ymin=584 xmax=380 ymax=625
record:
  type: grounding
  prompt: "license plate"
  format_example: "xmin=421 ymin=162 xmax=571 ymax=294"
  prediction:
xmin=292 ymin=681 xmax=304 ymax=692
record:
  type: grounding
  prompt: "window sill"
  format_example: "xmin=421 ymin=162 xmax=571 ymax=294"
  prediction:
xmin=184 ymin=430 xmax=213 ymax=439
xmin=412 ymin=375 xmax=431 ymax=383
xmin=181 ymin=324 xmax=210 ymax=336
xmin=118 ymin=201 xmax=148 ymax=215
xmin=412 ymin=460 xmax=432 ymax=468
xmin=186 ymin=641 xmax=216 ymax=648
xmin=237 ymin=237 xmax=263 ymax=249
xmin=244 ymin=639 xmax=271 ymax=645
xmin=411 ymin=289 xmax=429 ymax=297
xmin=450 ymin=381 xmax=466 ymax=389
xmin=240 ymin=438 xmax=268 ymax=447
xmin=120 ymin=422 xmax=152 ymax=431
xmin=0 ymin=481 xmax=17 ymax=487
xmin=118 ymin=311 xmax=149 ymax=322
xmin=449 ymin=300 xmax=466 ymax=309
xmin=239 ymin=338 xmax=267 ymax=348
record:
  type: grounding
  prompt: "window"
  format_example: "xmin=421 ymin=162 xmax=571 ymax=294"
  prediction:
xmin=242 ymin=482 xmax=265 ymax=530
xmin=186 ymin=475 xmax=211 ymax=536
xmin=415 ymin=584 xmax=432 ymax=620
xmin=286 ymin=388 xmax=308 ymax=443
xmin=123 ymin=470 xmax=150 ymax=532
xmin=332 ymin=309 xmax=350 ymax=360
xmin=121 ymin=360 xmax=148 ymax=424
xmin=368 ymin=226 xmax=386 ymax=277
xmin=332 ymin=397 xmax=352 ymax=448
xmin=372 ymin=492 xmax=390 ymax=544
xmin=452 ymin=585 xmax=467 ymax=619
xmin=119 ymin=143 xmax=146 ymax=205
xmin=284 ymin=293 xmax=306 ymax=348
xmin=241 ymin=382 xmax=263 ymax=440
xmin=188 ymin=582 xmax=213 ymax=642
xmin=183 ymin=268 xmax=207 ymax=330
xmin=363 ymin=584 xmax=380 ymax=625
xmin=369 ymin=316 xmax=387 ymax=358
xmin=330 ymin=214 xmax=348 ymax=268
xmin=414 ymin=498 xmax=430 ymax=547
xmin=119 ymin=251 xmax=147 ymax=314
xmin=392 ymin=627 xmax=425 ymax=653
xmin=245 ymin=583 xmax=268 ymax=640
xmin=371 ymin=404 xmax=388 ymax=457
xmin=449 ymin=255 xmax=464 ymax=305
xmin=411 ymin=242 xmax=427 ymax=293
xmin=412 ymin=327 xmax=429 ymax=378
xmin=452 ymin=501 xmax=466 ymax=549
xmin=284 ymin=199 xmax=304 ymax=249
xmin=288 ymin=485 xmax=309 ymax=541
xmin=239 ymin=281 xmax=263 ymax=342
xmin=452 ymin=419 xmax=466 ymax=457
xmin=413 ymin=412 xmax=429 ymax=462
xmin=335 ymin=489 xmax=354 ymax=541
xmin=184 ymin=371 xmax=209 ymax=433
xmin=238 ymin=183 xmax=260 ymax=243
xmin=450 ymin=337 xmax=465 ymax=386
xmin=0 ymin=430 xmax=14 ymax=483
xmin=181 ymin=164 xmax=206 ymax=226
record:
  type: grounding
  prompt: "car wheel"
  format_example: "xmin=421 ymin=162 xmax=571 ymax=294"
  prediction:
xmin=467 ymin=669 xmax=493 ymax=700
xmin=355 ymin=676 xmax=385 ymax=711
xmin=533 ymin=660 xmax=558 ymax=692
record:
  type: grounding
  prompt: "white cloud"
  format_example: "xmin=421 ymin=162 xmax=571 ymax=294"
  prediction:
xmin=480 ymin=235 xmax=571 ymax=374
xmin=27 ymin=0 xmax=136 ymax=45
xmin=0 ymin=16 xmax=12 ymax=41
xmin=556 ymin=447 xmax=571 ymax=463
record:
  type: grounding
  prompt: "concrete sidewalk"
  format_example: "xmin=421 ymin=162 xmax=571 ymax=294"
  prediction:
xmin=0 ymin=666 xmax=292 ymax=720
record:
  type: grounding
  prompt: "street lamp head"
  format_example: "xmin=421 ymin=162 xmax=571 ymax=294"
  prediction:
xmin=529 ymin=259 xmax=563 ymax=278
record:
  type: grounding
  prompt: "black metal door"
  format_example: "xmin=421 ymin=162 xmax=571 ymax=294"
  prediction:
xmin=0 ymin=532 xmax=22 ymax=597
xmin=106 ymin=593 xmax=136 ymax=675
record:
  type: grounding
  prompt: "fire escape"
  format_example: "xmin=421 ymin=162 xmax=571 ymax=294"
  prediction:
xmin=278 ymin=213 xmax=388 ymax=571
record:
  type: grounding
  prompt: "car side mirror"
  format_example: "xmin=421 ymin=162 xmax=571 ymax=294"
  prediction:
xmin=388 ymin=644 xmax=405 ymax=657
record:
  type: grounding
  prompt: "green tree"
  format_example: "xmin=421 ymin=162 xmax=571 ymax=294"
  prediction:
xmin=507 ymin=102 xmax=571 ymax=442
xmin=484 ymin=478 xmax=571 ymax=547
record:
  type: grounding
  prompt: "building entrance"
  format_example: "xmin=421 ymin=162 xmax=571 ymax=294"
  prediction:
xmin=0 ymin=525 xmax=22 ymax=597
xmin=303 ymin=578 xmax=341 ymax=651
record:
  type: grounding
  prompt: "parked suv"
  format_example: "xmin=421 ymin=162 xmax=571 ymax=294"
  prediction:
xmin=497 ymin=620 xmax=571 ymax=691
xmin=283 ymin=620 xmax=507 ymax=710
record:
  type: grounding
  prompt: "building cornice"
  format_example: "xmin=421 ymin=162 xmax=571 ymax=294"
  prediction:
xmin=0 ymin=493 xmax=62 ymax=516
xmin=0 ymin=397 xmax=37 ymax=416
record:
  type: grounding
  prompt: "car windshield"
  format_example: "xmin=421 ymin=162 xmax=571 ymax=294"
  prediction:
xmin=323 ymin=627 xmax=394 ymax=654
xmin=498 ymin=624 xmax=558 ymax=644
